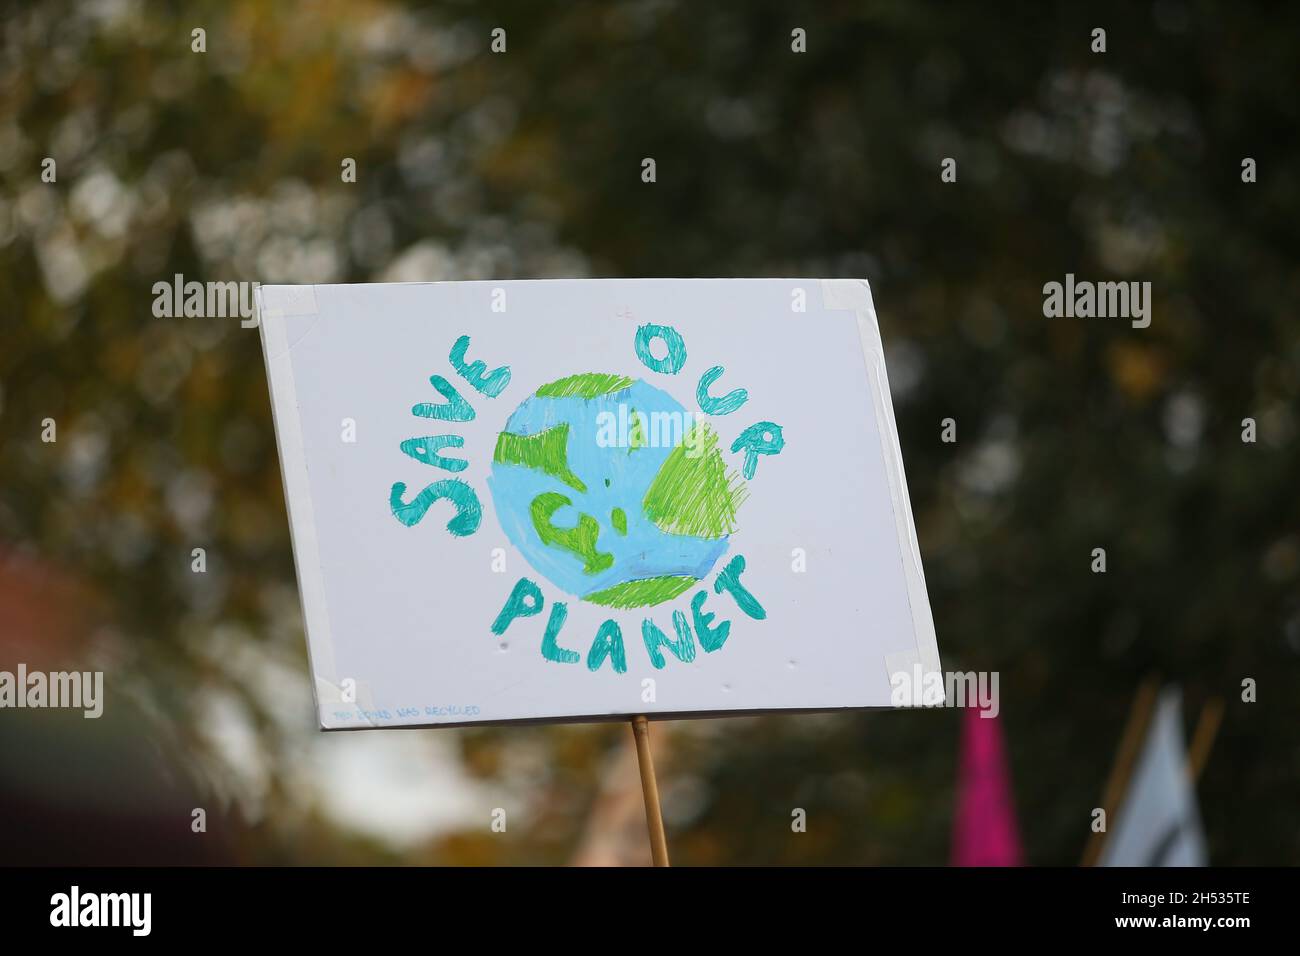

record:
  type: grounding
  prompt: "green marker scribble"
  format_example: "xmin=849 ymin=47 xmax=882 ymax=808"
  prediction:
xmin=493 ymin=425 xmax=587 ymax=493
xmin=611 ymin=507 xmax=628 ymax=535
xmin=585 ymin=575 xmax=696 ymax=608
xmin=642 ymin=423 xmax=747 ymax=539
xmin=530 ymin=492 xmax=613 ymax=575
xmin=536 ymin=372 xmax=634 ymax=399
xmin=627 ymin=407 xmax=647 ymax=453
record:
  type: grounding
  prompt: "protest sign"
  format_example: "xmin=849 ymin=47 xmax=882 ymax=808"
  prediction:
xmin=259 ymin=279 xmax=941 ymax=729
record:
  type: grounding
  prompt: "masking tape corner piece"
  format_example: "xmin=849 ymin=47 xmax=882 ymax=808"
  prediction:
xmin=884 ymin=651 xmax=947 ymax=708
xmin=316 ymin=676 xmax=378 ymax=728
xmin=260 ymin=283 xmax=319 ymax=318
xmin=819 ymin=278 xmax=878 ymax=321
xmin=884 ymin=650 xmax=920 ymax=701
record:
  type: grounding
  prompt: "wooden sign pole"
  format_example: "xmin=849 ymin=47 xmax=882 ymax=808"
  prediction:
xmin=631 ymin=715 xmax=670 ymax=867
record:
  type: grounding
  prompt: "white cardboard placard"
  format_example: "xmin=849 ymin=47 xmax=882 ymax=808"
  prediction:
xmin=258 ymin=278 xmax=941 ymax=729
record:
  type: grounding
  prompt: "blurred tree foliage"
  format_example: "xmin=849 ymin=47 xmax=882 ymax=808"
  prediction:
xmin=0 ymin=0 xmax=1296 ymax=864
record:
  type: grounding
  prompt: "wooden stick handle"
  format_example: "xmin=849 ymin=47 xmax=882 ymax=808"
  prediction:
xmin=631 ymin=715 xmax=670 ymax=867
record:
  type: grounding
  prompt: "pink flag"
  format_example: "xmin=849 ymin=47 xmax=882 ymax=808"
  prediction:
xmin=951 ymin=705 xmax=1023 ymax=866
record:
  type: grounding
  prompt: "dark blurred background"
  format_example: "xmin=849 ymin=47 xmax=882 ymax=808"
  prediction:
xmin=1 ymin=0 xmax=1296 ymax=865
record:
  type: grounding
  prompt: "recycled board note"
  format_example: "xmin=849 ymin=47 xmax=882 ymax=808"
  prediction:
xmin=257 ymin=279 xmax=941 ymax=728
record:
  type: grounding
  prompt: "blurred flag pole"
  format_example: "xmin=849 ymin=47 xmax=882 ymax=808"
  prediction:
xmin=1081 ymin=676 xmax=1159 ymax=866
xmin=1186 ymin=696 xmax=1224 ymax=781
xmin=1083 ymin=681 xmax=1223 ymax=866
xmin=631 ymin=716 xmax=670 ymax=866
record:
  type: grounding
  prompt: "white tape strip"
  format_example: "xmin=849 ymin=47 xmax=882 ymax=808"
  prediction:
xmin=884 ymin=651 xmax=946 ymax=708
xmin=257 ymin=285 xmax=339 ymax=729
xmin=820 ymin=277 xmax=877 ymax=315
xmin=260 ymin=283 xmax=319 ymax=318
xmin=821 ymin=279 xmax=944 ymax=706
xmin=316 ymin=677 xmax=379 ymax=727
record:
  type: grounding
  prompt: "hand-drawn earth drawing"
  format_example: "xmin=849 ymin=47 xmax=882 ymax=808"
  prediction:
xmin=488 ymin=373 xmax=748 ymax=608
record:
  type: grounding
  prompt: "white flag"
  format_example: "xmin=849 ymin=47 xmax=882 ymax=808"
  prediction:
xmin=1100 ymin=688 xmax=1206 ymax=867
